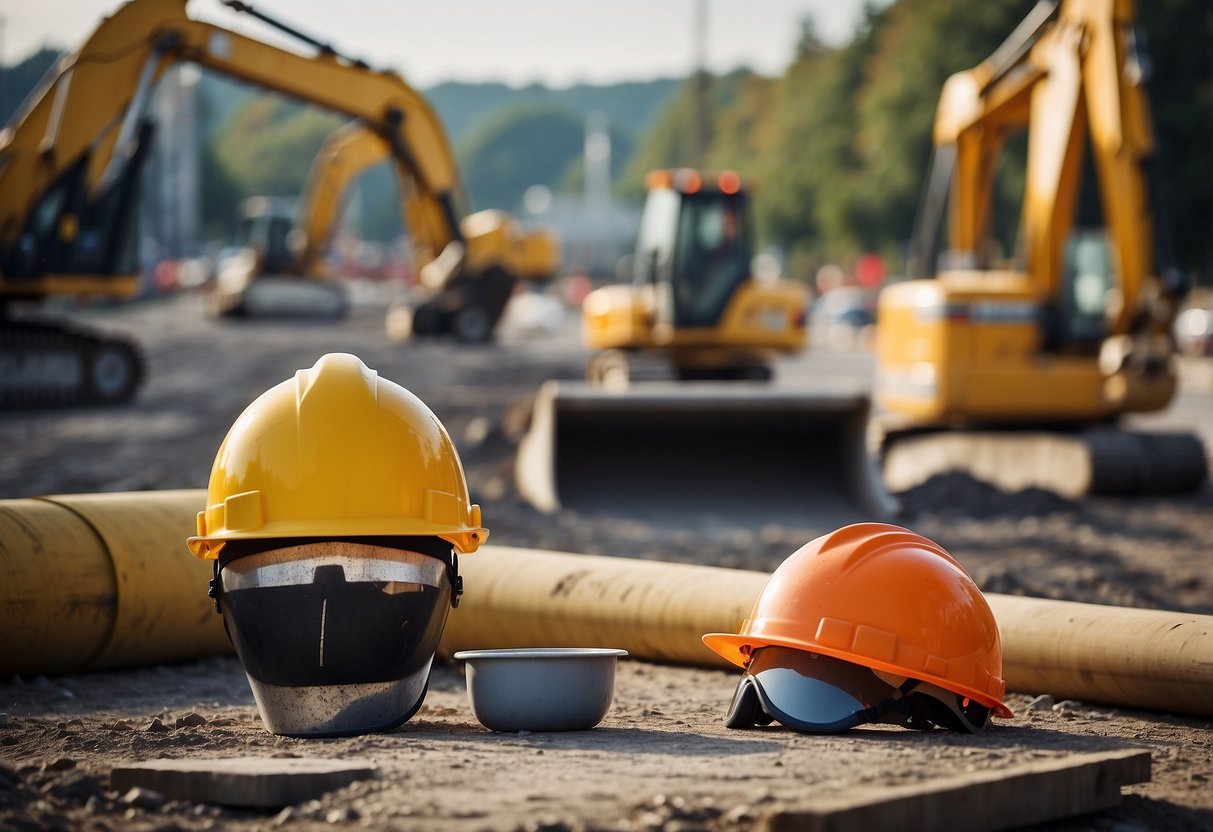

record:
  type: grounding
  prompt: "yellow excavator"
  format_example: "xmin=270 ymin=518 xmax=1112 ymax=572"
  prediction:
xmin=0 ymin=0 xmax=557 ymax=406
xmin=875 ymin=0 xmax=1206 ymax=495
xmin=515 ymin=169 xmax=894 ymax=526
xmin=216 ymin=121 xmax=559 ymax=332
xmin=581 ymin=169 xmax=807 ymax=385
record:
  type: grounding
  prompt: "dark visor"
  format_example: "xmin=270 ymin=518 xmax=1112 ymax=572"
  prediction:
xmin=724 ymin=646 xmax=991 ymax=734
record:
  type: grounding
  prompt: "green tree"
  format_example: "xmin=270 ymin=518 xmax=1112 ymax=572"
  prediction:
xmin=618 ymin=69 xmax=762 ymax=197
xmin=1139 ymin=0 xmax=1213 ymax=276
xmin=1 ymin=47 xmax=61 ymax=125
xmin=213 ymin=97 xmax=343 ymax=200
xmin=456 ymin=103 xmax=584 ymax=210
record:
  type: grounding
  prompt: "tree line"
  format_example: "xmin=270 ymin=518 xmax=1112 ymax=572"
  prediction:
xmin=3 ymin=0 xmax=1208 ymax=279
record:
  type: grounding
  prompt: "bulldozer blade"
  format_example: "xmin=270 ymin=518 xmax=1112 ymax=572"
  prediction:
xmin=516 ymin=381 xmax=897 ymax=527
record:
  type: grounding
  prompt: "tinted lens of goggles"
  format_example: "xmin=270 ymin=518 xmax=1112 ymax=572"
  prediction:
xmin=724 ymin=646 xmax=990 ymax=734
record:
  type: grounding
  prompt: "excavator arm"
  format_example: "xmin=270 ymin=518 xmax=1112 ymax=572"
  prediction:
xmin=919 ymin=0 xmax=1176 ymax=338
xmin=0 ymin=0 xmax=465 ymax=300
xmin=293 ymin=123 xmax=393 ymax=277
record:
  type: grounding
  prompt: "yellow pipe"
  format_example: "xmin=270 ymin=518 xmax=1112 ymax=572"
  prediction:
xmin=1 ymin=491 xmax=1210 ymax=718
xmin=0 ymin=490 xmax=229 ymax=675
xmin=444 ymin=547 xmax=1213 ymax=718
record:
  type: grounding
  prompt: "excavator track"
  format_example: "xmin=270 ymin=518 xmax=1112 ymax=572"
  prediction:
xmin=0 ymin=316 xmax=146 ymax=408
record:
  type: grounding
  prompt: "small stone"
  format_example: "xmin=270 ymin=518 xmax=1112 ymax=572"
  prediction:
xmin=1026 ymin=694 xmax=1055 ymax=711
xmin=85 ymin=795 xmax=102 ymax=813
xmin=1052 ymin=699 xmax=1082 ymax=712
xmin=43 ymin=758 xmax=77 ymax=772
xmin=665 ymin=822 xmax=708 ymax=832
xmin=122 ymin=786 xmax=167 ymax=810
xmin=0 ymin=763 xmax=18 ymax=790
xmin=191 ymin=804 xmax=209 ymax=816
xmin=273 ymin=807 xmax=296 ymax=825
xmin=110 ymin=720 xmax=133 ymax=732
xmin=176 ymin=712 xmax=208 ymax=729
xmin=145 ymin=718 xmax=169 ymax=733
xmin=326 ymin=807 xmax=356 ymax=823
xmin=724 ymin=805 xmax=753 ymax=823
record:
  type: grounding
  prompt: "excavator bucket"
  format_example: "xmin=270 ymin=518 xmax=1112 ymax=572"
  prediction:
xmin=516 ymin=382 xmax=897 ymax=527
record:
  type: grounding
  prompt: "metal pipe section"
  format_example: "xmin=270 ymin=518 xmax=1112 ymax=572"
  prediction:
xmin=1 ymin=491 xmax=1210 ymax=718
xmin=0 ymin=490 xmax=229 ymax=675
xmin=445 ymin=547 xmax=1213 ymax=718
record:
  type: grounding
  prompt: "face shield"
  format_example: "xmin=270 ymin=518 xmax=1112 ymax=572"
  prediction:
xmin=723 ymin=646 xmax=991 ymax=734
xmin=216 ymin=539 xmax=458 ymax=737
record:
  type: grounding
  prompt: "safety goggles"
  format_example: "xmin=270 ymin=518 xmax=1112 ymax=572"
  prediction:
xmin=724 ymin=646 xmax=991 ymax=734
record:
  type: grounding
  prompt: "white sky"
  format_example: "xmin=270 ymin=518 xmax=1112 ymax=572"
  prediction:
xmin=2 ymin=0 xmax=876 ymax=88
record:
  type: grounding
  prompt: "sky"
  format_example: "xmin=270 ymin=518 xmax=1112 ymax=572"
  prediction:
xmin=2 ymin=0 xmax=877 ymax=88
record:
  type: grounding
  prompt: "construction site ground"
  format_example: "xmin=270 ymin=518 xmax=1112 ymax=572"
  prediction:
xmin=2 ymin=290 xmax=1212 ymax=831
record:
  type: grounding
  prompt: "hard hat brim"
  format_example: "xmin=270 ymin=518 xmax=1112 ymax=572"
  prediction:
xmin=188 ymin=520 xmax=487 ymax=559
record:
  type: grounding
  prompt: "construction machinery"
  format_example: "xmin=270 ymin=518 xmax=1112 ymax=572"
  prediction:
xmin=0 ymin=0 xmax=558 ymax=407
xmin=217 ymin=121 xmax=560 ymax=335
xmin=875 ymin=0 xmax=1206 ymax=495
xmin=210 ymin=195 xmax=348 ymax=319
xmin=581 ymin=169 xmax=807 ymax=385
xmin=515 ymin=169 xmax=892 ymax=525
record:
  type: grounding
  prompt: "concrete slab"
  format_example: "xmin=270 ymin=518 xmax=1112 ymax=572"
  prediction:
xmin=109 ymin=757 xmax=377 ymax=808
xmin=759 ymin=748 xmax=1151 ymax=831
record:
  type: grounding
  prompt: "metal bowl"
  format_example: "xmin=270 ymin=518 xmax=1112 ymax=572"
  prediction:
xmin=453 ymin=648 xmax=628 ymax=732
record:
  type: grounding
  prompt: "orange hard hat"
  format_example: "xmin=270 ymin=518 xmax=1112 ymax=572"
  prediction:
xmin=703 ymin=523 xmax=1012 ymax=722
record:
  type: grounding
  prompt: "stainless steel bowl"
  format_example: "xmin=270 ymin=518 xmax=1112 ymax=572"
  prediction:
xmin=453 ymin=648 xmax=628 ymax=732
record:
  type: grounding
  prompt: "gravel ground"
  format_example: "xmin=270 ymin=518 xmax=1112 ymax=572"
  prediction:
xmin=1 ymin=291 xmax=1211 ymax=831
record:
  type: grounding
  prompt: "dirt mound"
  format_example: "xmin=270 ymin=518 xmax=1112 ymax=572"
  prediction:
xmin=897 ymin=472 xmax=1080 ymax=519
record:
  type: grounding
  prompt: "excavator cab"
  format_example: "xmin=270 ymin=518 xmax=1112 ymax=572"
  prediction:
xmin=0 ymin=117 xmax=152 ymax=407
xmin=582 ymin=169 xmax=805 ymax=385
xmin=634 ymin=172 xmax=751 ymax=331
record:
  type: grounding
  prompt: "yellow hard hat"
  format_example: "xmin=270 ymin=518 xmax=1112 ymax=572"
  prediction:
xmin=188 ymin=353 xmax=487 ymax=559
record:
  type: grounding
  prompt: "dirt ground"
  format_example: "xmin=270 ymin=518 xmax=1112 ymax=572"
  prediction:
xmin=2 ymin=291 xmax=1212 ymax=831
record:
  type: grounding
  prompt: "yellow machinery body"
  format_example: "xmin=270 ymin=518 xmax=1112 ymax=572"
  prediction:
xmin=581 ymin=169 xmax=806 ymax=383
xmin=873 ymin=0 xmax=1205 ymax=494
xmin=876 ymin=272 xmax=1175 ymax=425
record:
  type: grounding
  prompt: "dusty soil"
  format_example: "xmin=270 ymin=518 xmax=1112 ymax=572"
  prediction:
xmin=2 ymin=292 xmax=1212 ymax=831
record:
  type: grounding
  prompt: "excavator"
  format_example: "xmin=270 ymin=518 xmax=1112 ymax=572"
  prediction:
xmin=283 ymin=122 xmax=559 ymax=343
xmin=0 ymin=0 xmax=558 ymax=406
xmin=875 ymin=0 xmax=1206 ymax=495
xmin=215 ymin=121 xmax=559 ymax=330
xmin=209 ymin=194 xmax=348 ymax=319
xmin=514 ymin=169 xmax=895 ymax=527
xmin=580 ymin=169 xmax=807 ymax=385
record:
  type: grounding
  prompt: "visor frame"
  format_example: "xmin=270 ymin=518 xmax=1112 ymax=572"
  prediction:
xmin=724 ymin=646 xmax=993 ymax=734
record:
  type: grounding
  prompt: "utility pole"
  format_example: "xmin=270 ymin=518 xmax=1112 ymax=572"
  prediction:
xmin=0 ymin=16 xmax=7 ymax=125
xmin=693 ymin=0 xmax=709 ymax=168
